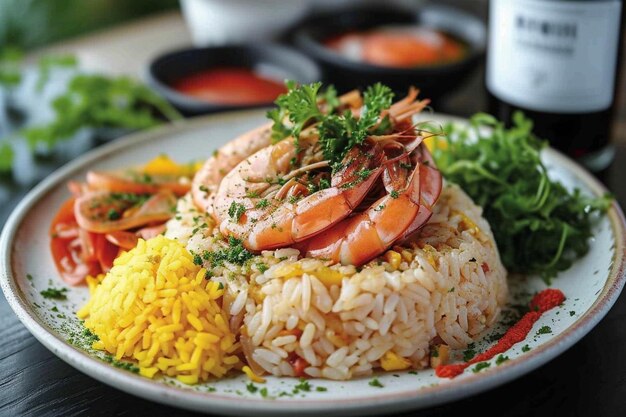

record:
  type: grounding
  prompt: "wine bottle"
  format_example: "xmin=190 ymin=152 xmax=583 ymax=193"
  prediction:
xmin=486 ymin=0 xmax=624 ymax=172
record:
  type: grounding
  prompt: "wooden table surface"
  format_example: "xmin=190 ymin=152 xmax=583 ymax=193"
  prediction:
xmin=2 ymin=9 xmax=626 ymax=417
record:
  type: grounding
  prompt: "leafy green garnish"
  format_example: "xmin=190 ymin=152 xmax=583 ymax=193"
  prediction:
xmin=267 ymin=81 xmax=325 ymax=143
xmin=267 ymin=81 xmax=394 ymax=167
xmin=536 ymin=325 xmax=552 ymax=335
xmin=431 ymin=112 xmax=612 ymax=282
xmin=495 ymin=354 xmax=509 ymax=365
xmin=462 ymin=343 xmax=476 ymax=362
xmin=40 ymin=287 xmax=68 ymax=300
xmin=206 ymin=236 xmax=253 ymax=267
xmin=318 ymin=83 xmax=394 ymax=165
xmin=472 ymin=362 xmax=491 ymax=373
xmin=368 ymin=378 xmax=384 ymax=388
xmin=228 ymin=201 xmax=246 ymax=222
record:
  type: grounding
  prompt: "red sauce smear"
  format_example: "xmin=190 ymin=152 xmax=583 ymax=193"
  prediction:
xmin=172 ymin=67 xmax=286 ymax=105
xmin=436 ymin=288 xmax=565 ymax=379
xmin=325 ymin=27 xmax=465 ymax=68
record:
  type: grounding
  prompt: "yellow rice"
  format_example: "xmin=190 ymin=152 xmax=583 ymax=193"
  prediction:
xmin=77 ymin=235 xmax=239 ymax=384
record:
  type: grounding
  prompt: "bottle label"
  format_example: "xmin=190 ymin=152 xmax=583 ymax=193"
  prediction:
xmin=487 ymin=0 xmax=622 ymax=113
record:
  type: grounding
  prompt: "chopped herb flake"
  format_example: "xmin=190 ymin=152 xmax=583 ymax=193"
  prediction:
xmin=495 ymin=355 xmax=509 ymax=365
xmin=256 ymin=199 xmax=270 ymax=209
xmin=537 ymin=325 xmax=552 ymax=335
xmin=40 ymin=287 xmax=68 ymax=300
xmin=462 ymin=343 xmax=476 ymax=361
xmin=472 ymin=362 xmax=491 ymax=373
xmin=228 ymin=201 xmax=246 ymax=222
xmin=368 ymin=378 xmax=384 ymax=388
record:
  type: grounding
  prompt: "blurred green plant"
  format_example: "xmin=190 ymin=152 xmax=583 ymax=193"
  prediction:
xmin=0 ymin=46 xmax=23 ymax=87
xmin=36 ymin=54 xmax=78 ymax=91
xmin=0 ymin=49 xmax=181 ymax=174
xmin=24 ymin=73 xmax=182 ymax=151
xmin=0 ymin=0 xmax=178 ymax=50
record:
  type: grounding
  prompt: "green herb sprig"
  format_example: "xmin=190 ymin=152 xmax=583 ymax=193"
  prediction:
xmin=431 ymin=112 xmax=612 ymax=282
xmin=267 ymin=81 xmax=394 ymax=167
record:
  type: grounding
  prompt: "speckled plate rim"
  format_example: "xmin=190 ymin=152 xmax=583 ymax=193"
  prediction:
xmin=1 ymin=110 xmax=625 ymax=416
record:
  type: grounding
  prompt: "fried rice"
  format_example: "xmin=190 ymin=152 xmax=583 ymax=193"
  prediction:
xmin=163 ymin=183 xmax=507 ymax=380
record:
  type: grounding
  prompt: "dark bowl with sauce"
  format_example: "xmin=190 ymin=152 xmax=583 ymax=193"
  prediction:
xmin=293 ymin=4 xmax=486 ymax=103
xmin=146 ymin=44 xmax=322 ymax=115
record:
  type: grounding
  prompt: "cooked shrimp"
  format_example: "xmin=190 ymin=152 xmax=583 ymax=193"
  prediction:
xmin=191 ymin=89 xmax=365 ymax=214
xmin=299 ymin=145 xmax=442 ymax=266
xmin=192 ymin=122 xmax=273 ymax=214
xmin=213 ymin=138 xmax=386 ymax=250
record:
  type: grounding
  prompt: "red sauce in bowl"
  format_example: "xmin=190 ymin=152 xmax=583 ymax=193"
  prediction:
xmin=172 ymin=68 xmax=286 ymax=105
xmin=325 ymin=26 xmax=465 ymax=68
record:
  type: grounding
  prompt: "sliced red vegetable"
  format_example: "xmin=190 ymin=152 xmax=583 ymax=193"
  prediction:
xmin=74 ymin=190 xmax=177 ymax=233
xmin=290 ymin=356 xmax=309 ymax=377
xmin=93 ymin=233 xmax=119 ymax=272
xmin=86 ymin=170 xmax=190 ymax=196
xmin=136 ymin=224 xmax=167 ymax=240
xmin=50 ymin=198 xmax=100 ymax=285
xmin=105 ymin=230 xmax=139 ymax=250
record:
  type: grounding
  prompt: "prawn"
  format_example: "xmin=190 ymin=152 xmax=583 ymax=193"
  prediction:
xmin=212 ymin=88 xmax=432 ymax=251
xmin=192 ymin=122 xmax=273 ymax=214
xmin=299 ymin=144 xmax=442 ymax=266
xmin=214 ymin=137 xmax=386 ymax=250
xmin=191 ymin=89 xmax=365 ymax=214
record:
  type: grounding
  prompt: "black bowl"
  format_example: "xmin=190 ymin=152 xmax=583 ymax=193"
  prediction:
xmin=146 ymin=44 xmax=322 ymax=116
xmin=293 ymin=4 xmax=486 ymax=103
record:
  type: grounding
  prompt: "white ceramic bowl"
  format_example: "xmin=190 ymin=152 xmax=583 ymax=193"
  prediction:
xmin=180 ymin=0 xmax=311 ymax=46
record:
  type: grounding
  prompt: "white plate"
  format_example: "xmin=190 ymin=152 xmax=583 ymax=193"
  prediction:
xmin=1 ymin=110 xmax=625 ymax=416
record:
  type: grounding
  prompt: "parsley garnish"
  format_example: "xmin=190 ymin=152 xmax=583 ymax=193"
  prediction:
xmin=267 ymin=81 xmax=326 ymax=143
xmin=107 ymin=208 xmax=121 ymax=221
xmin=537 ymin=325 xmax=552 ymax=335
xmin=205 ymin=236 xmax=253 ymax=267
xmin=522 ymin=344 xmax=531 ymax=353
xmin=246 ymin=383 xmax=258 ymax=393
xmin=228 ymin=201 xmax=246 ymax=222
xmin=472 ymin=362 xmax=491 ymax=373
xmin=431 ymin=346 xmax=439 ymax=357
xmin=368 ymin=378 xmax=384 ymax=388
xmin=40 ymin=287 xmax=68 ymax=300
xmin=267 ymin=81 xmax=394 ymax=168
xmin=462 ymin=343 xmax=476 ymax=361
xmin=495 ymin=355 xmax=509 ymax=365
xmin=255 ymin=199 xmax=269 ymax=209
xmin=104 ymin=355 xmax=139 ymax=373
xmin=318 ymin=83 xmax=394 ymax=166
xmin=294 ymin=379 xmax=311 ymax=392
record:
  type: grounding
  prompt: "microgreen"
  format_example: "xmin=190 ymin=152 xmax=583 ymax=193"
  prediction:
xmin=431 ymin=112 xmax=612 ymax=282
